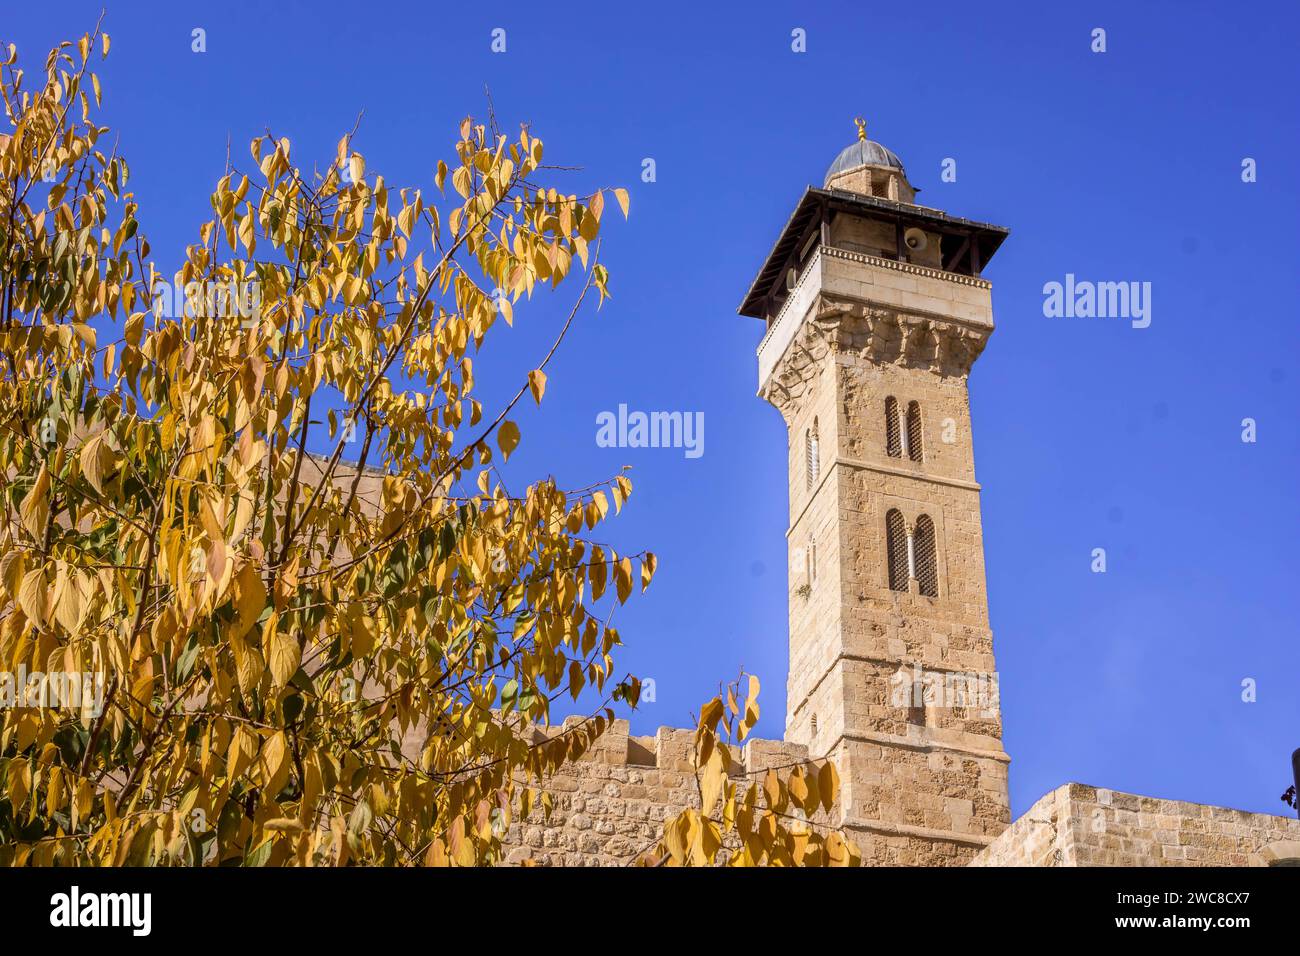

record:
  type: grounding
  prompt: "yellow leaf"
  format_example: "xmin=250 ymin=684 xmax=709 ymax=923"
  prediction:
xmin=615 ymin=556 xmax=632 ymax=603
xmin=497 ymin=421 xmax=520 ymax=461
xmin=451 ymin=166 xmax=471 ymax=199
xmin=53 ymin=568 xmax=82 ymax=633
xmin=825 ymin=830 xmax=856 ymax=866
xmin=700 ymin=747 xmax=726 ymax=817
xmin=74 ymin=778 xmax=92 ymax=826
xmin=7 ymin=760 xmax=31 ymax=808
xmin=0 ymin=550 xmax=24 ymax=599
xmin=447 ymin=815 xmax=475 ymax=866
xmin=19 ymin=462 xmax=50 ymax=541
xmin=641 ymin=553 xmax=657 ymax=591
xmin=613 ymin=187 xmax=630 ymax=218
xmin=803 ymin=766 xmax=821 ymax=813
xmin=79 ymin=434 xmax=105 ymax=493
xmin=425 ymin=839 xmax=449 ymax=867
xmin=206 ymin=538 xmax=227 ymax=584
xmin=698 ymin=816 xmax=721 ymax=864
xmin=763 ymin=769 xmax=782 ymax=810
xmin=568 ymin=660 xmax=585 ymax=701
xmin=260 ymin=731 xmax=290 ymax=794
xmin=18 ymin=567 xmax=48 ymax=628
xmin=589 ymin=548 xmax=607 ymax=600
xmin=699 ymin=697 xmax=725 ymax=732
xmin=349 ymin=612 xmax=376 ymax=657
xmin=227 ymin=726 xmax=258 ymax=779
xmin=232 ymin=563 xmax=266 ymax=640
xmin=231 ymin=628 xmax=265 ymax=695
xmin=527 ymin=369 xmax=546 ymax=405
xmin=818 ymin=760 xmax=839 ymax=812
xmin=264 ymin=817 xmax=304 ymax=832
xmin=789 ymin=767 xmax=809 ymax=807
xmin=237 ymin=211 xmax=256 ymax=253
xmin=664 ymin=812 xmax=689 ymax=865
xmin=46 ymin=766 xmax=63 ymax=816
xmin=124 ymin=312 xmax=145 ymax=347
xmin=267 ymin=627 xmax=300 ymax=689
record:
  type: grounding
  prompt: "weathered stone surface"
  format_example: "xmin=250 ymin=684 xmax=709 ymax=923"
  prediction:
xmin=972 ymin=784 xmax=1300 ymax=867
xmin=499 ymin=720 xmax=809 ymax=866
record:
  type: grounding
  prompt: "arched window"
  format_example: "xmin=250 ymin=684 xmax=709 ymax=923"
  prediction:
xmin=805 ymin=419 xmax=820 ymax=490
xmin=886 ymin=509 xmax=908 ymax=592
xmin=914 ymin=514 xmax=938 ymax=597
xmin=906 ymin=401 xmax=923 ymax=463
xmin=885 ymin=397 xmax=901 ymax=458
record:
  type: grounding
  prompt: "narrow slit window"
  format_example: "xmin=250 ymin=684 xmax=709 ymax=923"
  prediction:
xmin=805 ymin=419 xmax=820 ymax=490
xmin=886 ymin=509 xmax=908 ymax=592
xmin=885 ymin=397 xmax=901 ymax=458
xmin=914 ymin=514 xmax=938 ymax=597
xmin=906 ymin=401 xmax=923 ymax=463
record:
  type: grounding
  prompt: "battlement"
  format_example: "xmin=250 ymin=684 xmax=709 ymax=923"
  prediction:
xmin=500 ymin=719 xmax=811 ymax=866
xmin=546 ymin=716 xmax=808 ymax=774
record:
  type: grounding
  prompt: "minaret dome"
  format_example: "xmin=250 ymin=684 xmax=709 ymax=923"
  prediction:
xmin=824 ymin=118 xmax=917 ymax=203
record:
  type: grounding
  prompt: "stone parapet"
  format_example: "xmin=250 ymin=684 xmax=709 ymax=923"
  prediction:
xmin=500 ymin=719 xmax=809 ymax=866
xmin=971 ymin=783 xmax=1300 ymax=867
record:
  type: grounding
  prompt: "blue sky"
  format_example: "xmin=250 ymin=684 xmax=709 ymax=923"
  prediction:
xmin=7 ymin=0 xmax=1298 ymax=821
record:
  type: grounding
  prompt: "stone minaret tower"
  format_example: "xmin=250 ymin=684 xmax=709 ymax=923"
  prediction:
xmin=738 ymin=121 xmax=1011 ymax=865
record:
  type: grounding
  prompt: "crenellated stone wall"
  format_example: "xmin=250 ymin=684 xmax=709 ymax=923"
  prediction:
xmin=499 ymin=718 xmax=810 ymax=866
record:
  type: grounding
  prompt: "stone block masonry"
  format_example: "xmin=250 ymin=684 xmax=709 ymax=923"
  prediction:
xmin=972 ymin=783 xmax=1300 ymax=867
xmin=499 ymin=718 xmax=810 ymax=866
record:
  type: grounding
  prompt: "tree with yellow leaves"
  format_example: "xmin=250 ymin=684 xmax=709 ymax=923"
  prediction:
xmin=0 ymin=22 xmax=856 ymax=866
xmin=640 ymin=675 xmax=859 ymax=866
